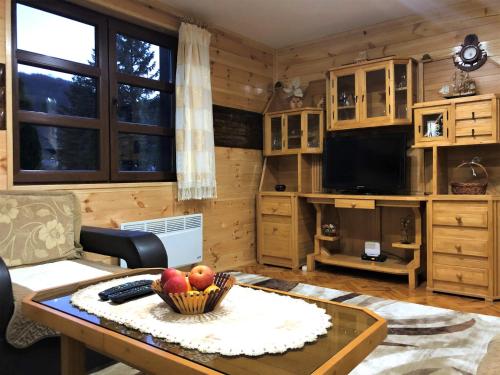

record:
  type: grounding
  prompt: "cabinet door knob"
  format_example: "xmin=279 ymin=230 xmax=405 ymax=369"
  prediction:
xmin=351 ymin=203 xmax=356 ymax=208
xmin=272 ymin=227 xmax=278 ymax=233
xmin=472 ymin=128 xmax=475 ymax=137
xmin=472 ymin=111 xmax=475 ymax=120
xmin=455 ymin=244 xmax=462 ymax=252
xmin=455 ymin=215 xmax=462 ymax=223
xmin=456 ymin=273 xmax=463 ymax=280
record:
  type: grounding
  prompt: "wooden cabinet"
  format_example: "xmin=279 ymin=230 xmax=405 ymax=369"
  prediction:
xmin=257 ymin=193 xmax=315 ymax=269
xmin=327 ymin=57 xmax=417 ymax=131
xmin=413 ymin=94 xmax=499 ymax=147
xmin=414 ymin=106 xmax=451 ymax=145
xmin=428 ymin=199 xmax=497 ymax=301
xmin=264 ymin=108 xmax=323 ymax=156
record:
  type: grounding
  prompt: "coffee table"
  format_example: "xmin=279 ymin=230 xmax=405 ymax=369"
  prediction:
xmin=22 ymin=269 xmax=386 ymax=375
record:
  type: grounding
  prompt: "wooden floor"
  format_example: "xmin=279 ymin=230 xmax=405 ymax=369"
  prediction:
xmin=238 ymin=263 xmax=500 ymax=317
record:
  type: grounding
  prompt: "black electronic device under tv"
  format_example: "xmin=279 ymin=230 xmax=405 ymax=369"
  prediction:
xmin=323 ymin=128 xmax=409 ymax=195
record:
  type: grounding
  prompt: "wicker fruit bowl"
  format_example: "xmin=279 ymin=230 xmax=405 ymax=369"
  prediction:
xmin=152 ymin=273 xmax=235 ymax=315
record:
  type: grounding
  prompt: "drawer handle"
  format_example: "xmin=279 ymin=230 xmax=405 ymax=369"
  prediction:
xmin=455 ymin=215 xmax=462 ymax=223
xmin=272 ymin=207 xmax=277 ymax=212
xmin=455 ymin=244 xmax=462 ymax=252
xmin=472 ymin=111 xmax=475 ymax=120
xmin=351 ymin=203 xmax=356 ymax=208
xmin=456 ymin=273 xmax=463 ymax=280
xmin=472 ymin=128 xmax=475 ymax=137
xmin=272 ymin=227 xmax=278 ymax=233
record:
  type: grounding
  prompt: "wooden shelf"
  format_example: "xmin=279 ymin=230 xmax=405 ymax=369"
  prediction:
xmin=314 ymin=253 xmax=410 ymax=275
xmin=315 ymin=234 xmax=340 ymax=242
xmin=391 ymin=242 xmax=421 ymax=250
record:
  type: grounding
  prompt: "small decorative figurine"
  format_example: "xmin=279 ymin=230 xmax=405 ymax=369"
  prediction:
xmin=321 ymin=223 xmax=337 ymax=237
xmin=283 ymin=78 xmax=304 ymax=109
xmin=400 ymin=216 xmax=412 ymax=244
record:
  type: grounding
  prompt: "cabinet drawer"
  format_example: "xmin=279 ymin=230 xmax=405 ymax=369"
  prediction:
xmin=455 ymin=118 xmax=494 ymax=143
xmin=433 ymin=253 xmax=489 ymax=269
xmin=335 ymin=198 xmax=375 ymax=210
xmin=260 ymin=196 xmax=292 ymax=216
xmin=433 ymin=226 xmax=489 ymax=257
xmin=433 ymin=264 xmax=488 ymax=286
xmin=261 ymin=221 xmax=292 ymax=258
xmin=433 ymin=202 xmax=488 ymax=228
xmin=455 ymin=100 xmax=492 ymax=120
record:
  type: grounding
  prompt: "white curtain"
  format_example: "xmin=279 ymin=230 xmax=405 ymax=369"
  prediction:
xmin=175 ymin=22 xmax=217 ymax=200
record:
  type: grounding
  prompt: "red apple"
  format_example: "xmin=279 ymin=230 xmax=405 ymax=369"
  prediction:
xmin=163 ymin=275 xmax=189 ymax=294
xmin=160 ymin=268 xmax=183 ymax=287
xmin=188 ymin=265 xmax=215 ymax=291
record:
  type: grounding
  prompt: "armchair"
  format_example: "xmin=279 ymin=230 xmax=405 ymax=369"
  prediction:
xmin=0 ymin=191 xmax=168 ymax=375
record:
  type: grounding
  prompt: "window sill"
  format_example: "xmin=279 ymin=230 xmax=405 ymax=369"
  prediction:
xmin=10 ymin=181 xmax=177 ymax=191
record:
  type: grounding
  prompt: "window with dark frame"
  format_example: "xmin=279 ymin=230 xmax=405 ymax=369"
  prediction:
xmin=13 ymin=0 xmax=177 ymax=184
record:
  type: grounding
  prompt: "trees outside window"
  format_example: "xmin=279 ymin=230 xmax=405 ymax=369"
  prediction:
xmin=13 ymin=0 xmax=177 ymax=184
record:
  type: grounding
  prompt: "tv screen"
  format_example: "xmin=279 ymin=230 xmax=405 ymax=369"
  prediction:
xmin=323 ymin=129 xmax=408 ymax=194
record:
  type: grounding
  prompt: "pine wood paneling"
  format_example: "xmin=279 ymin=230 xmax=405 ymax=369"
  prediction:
xmin=0 ymin=1 xmax=270 ymax=270
xmin=74 ymin=0 xmax=274 ymax=113
xmin=276 ymin=0 xmax=500 ymax=94
xmin=74 ymin=147 xmax=262 ymax=270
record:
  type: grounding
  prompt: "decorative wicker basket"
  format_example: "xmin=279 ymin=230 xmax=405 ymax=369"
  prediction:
xmin=152 ymin=273 xmax=235 ymax=315
xmin=450 ymin=160 xmax=488 ymax=195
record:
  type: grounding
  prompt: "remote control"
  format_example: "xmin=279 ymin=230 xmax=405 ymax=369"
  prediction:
xmin=98 ymin=280 xmax=152 ymax=301
xmin=108 ymin=285 xmax=153 ymax=304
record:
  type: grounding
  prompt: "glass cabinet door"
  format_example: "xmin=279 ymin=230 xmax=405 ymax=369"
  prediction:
xmin=336 ymin=74 xmax=357 ymax=122
xmin=415 ymin=107 xmax=449 ymax=144
xmin=270 ymin=116 xmax=283 ymax=152
xmin=306 ymin=113 xmax=321 ymax=149
xmin=286 ymin=114 xmax=301 ymax=150
xmin=394 ymin=63 xmax=409 ymax=119
xmin=364 ymin=68 xmax=388 ymax=119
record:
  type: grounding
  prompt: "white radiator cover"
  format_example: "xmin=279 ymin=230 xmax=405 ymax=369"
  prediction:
xmin=120 ymin=214 xmax=203 ymax=268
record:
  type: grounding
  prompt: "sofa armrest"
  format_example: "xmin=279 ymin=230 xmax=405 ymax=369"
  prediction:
xmin=0 ymin=257 xmax=14 ymax=338
xmin=80 ymin=226 xmax=168 ymax=269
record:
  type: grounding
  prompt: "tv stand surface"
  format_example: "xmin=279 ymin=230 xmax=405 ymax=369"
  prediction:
xmin=301 ymin=193 xmax=425 ymax=289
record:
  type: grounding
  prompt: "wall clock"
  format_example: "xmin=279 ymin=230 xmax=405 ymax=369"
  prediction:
xmin=454 ymin=34 xmax=487 ymax=71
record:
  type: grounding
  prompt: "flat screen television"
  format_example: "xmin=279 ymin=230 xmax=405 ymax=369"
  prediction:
xmin=323 ymin=129 xmax=409 ymax=194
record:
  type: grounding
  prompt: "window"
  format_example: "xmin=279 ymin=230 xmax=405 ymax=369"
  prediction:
xmin=13 ymin=1 xmax=177 ymax=183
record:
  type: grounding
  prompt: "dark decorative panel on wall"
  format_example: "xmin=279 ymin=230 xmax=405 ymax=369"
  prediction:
xmin=213 ymin=105 xmax=262 ymax=149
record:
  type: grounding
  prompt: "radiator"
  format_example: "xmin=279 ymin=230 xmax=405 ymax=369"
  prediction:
xmin=120 ymin=214 xmax=203 ymax=268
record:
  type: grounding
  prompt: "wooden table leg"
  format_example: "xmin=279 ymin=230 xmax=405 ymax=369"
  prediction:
xmin=61 ymin=335 xmax=85 ymax=375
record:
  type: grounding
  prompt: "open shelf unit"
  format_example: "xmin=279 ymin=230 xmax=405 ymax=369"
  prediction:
xmin=315 ymin=253 xmax=410 ymax=275
xmin=304 ymin=195 xmax=424 ymax=289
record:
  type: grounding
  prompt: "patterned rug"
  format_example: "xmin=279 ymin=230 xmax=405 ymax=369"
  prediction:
xmin=233 ymin=272 xmax=499 ymax=375
xmin=93 ymin=272 xmax=500 ymax=375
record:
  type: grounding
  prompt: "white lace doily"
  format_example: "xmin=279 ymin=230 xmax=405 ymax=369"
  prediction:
xmin=71 ymin=274 xmax=332 ymax=356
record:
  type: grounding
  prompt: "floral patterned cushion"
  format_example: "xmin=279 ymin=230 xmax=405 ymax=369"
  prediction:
xmin=0 ymin=191 xmax=82 ymax=267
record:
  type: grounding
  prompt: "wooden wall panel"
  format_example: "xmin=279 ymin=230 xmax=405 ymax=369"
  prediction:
xmin=0 ymin=1 xmax=269 ymax=270
xmin=276 ymin=0 xmax=500 ymax=96
xmin=74 ymin=147 xmax=262 ymax=270
xmin=75 ymin=0 xmax=274 ymax=113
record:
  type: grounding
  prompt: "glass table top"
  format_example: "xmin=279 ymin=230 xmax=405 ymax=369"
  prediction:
xmin=35 ymin=277 xmax=380 ymax=375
